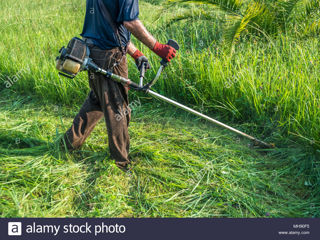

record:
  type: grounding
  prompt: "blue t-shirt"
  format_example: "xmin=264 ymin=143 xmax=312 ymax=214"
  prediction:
xmin=81 ymin=0 xmax=139 ymax=50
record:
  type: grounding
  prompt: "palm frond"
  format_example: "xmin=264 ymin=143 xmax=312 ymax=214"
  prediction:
xmin=303 ymin=0 xmax=320 ymax=15
xmin=167 ymin=0 xmax=319 ymax=48
xmin=275 ymin=0 xmax=300 ymax=29
xmin=225 ymin=1 xmax=266 ymax=45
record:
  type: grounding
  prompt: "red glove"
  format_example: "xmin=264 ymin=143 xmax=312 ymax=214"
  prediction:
xmin=131 ymin=49 xmax=144 ymax=60
xmin=130 ymin=49 xmax=151 ymax=71
xmin=152 ymin=42 xmax=176 ymax=62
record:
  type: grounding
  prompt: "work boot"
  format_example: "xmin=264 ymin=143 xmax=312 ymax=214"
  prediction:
xmin=115 ymin=161 xmax=134 ymax=175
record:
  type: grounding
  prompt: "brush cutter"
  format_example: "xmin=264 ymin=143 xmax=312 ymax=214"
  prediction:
xmin=56 ymin=39 xmax=274 ymax=149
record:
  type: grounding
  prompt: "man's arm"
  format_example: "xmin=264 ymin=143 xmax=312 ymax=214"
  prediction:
xmin=124 ymin=20 xmax=156 ymax=49
xmin=127 ymin=41 xmax=138 ymax=56
xmin=124 ymin=19 xmax=176 ymax=62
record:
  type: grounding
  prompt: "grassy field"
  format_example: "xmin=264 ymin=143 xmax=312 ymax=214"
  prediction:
xmin=0 ymin=0 xmax=319 ymax=150
xmin=0 ymin=0 xmax=319 ymax=217
xmin=0 ymin=90 xmax=318 ymax=217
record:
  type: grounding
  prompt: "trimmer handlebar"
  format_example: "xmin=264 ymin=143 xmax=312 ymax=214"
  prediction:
xmin=86 ymin=39 xmax=180 ymax=92
xmin=138 ymin=39 xmax=180 ymax=91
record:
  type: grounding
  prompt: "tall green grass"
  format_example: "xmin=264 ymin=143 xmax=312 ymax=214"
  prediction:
xmin=0 ymin=0 xmax=87 ymax=103
xmin=0 ymin=0 xmax=318 ymax=148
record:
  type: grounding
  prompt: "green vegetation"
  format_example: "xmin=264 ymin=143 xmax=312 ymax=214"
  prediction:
xmin=0 ymin=0 xmax=319 ymax=217
xmin=0 ymin=91 xmax=318 ymax=217
xmin=169 ymin=0 xmax=320 ymax=44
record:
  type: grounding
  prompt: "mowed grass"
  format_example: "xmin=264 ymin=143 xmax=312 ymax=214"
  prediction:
xmin=0 ymin=90 xmax=318 ymax=217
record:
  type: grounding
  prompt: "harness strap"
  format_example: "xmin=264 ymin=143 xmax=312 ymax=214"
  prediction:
xmin=97 ymin=0 xmax=126 ymax=56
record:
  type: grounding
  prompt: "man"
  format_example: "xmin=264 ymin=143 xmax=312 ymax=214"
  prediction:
xmin=63 ymin=0 xmax=176 ymax=171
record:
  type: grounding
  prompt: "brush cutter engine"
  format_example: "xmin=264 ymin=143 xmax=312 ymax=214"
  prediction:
xmin=56 ymin=37 xmax=89 ymax=79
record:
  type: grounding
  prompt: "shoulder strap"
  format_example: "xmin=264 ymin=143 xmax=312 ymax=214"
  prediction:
xmin=97 ymin=0 xmax=126 ymax=55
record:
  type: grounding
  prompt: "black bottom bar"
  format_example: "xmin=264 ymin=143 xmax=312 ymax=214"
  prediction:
xmin=1 ymin=218 xmax=319 ymax=240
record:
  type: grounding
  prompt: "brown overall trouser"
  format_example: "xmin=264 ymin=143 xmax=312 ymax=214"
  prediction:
xmin=63 ymin=45 xmax=131 ymax=169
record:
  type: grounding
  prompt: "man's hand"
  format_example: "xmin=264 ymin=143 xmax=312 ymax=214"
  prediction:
xmin=123 ymin=20 xmax=177 ymax=62
xmin=127 ymin=41 xmax=151 ymax=71
xmin=131 ymin=49 xmax=151 ymax=71
xmin=152 ymin=42 xmax=177 ymax=62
